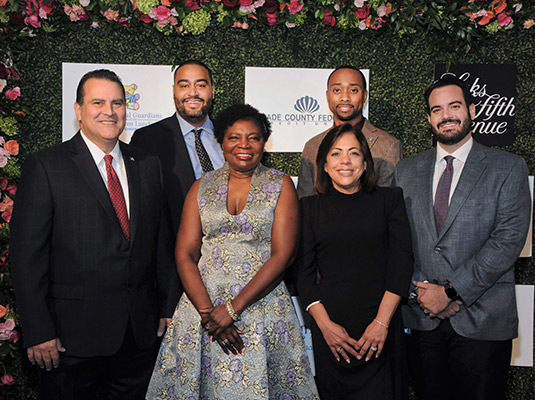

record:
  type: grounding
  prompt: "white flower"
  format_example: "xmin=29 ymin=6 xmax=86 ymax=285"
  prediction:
xmin=80 ymin=0 xmax=91 ymax=6
xmin=513 ymin=4 xmax=522 ymax=13
xmin=354 ymin=0 xmax=366 ymax=8
xmin=0 ymin=79 xmax=6 ymax=94
xmin=358 ymin=20 xmax=367 ymax=30
xmin=377 ymin=5 xmax=386 ymax=17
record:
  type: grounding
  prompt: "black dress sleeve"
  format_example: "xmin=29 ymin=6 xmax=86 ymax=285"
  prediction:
xmin=385 ymin=187 xmax=414 ymax=297
xmin=295 ymin=196 xmax=322 ymax=310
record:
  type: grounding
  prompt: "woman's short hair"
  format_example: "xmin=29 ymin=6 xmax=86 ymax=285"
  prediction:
xmin=214 ymin=104 xmax=272 ymax=144
xmin=315 ymin=123 xmax=376 ymax=194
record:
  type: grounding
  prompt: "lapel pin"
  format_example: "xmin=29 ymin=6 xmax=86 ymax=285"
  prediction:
xmin=130 ymin=157 xmax=135 ymax=162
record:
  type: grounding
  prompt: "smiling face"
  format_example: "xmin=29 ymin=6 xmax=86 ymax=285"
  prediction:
xmin=428 ymin=84 xmax=475 ymax=151
xmin=74 ymin=78 xmax=126 ymax=154
xmin=324 ymin=131 xmax=367 ymax=194
xmin=326 ymin=68 xmax=368 ymax=126
xmin=173 ymin=64 xmax=214 ymax=127
xmin=222 ymin=119 xmax=265 ymax=175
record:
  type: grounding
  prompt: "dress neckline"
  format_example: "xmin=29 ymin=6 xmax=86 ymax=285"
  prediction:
xmin=221 ymin=162 xmax=263 ymax=216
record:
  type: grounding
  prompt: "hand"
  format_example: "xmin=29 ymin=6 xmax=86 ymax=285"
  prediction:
xmin=27 ymin=338 xmax=66 ymax=371
xmin=414 ymin=281 xmax=450 ymax=316
xmin=317 ymin=319 xmax=360 ymax=364
xmin=157 ymin=318 xmax=172 ymax=337
xmin=436 ymin=300 xmax=462 ymax=320
xmin=213 ymin=326 xmax=244 ymax=355
xmin=356 ymin=320 xmax=388 ymax=361
xmin=200 ymin=304 xmax=234 ymax=337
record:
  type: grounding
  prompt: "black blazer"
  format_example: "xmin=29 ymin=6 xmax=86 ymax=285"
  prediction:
xmin=10 ymin=133 xmax=178 ymax=357
xmin=130 ymin=115 xmax=196 ymax=236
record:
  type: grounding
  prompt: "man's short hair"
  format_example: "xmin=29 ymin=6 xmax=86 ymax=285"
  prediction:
xmin=424 ymin=73 xmax=474 ymax=114
xmin=76 ymin=69 xmax=125 ymax=105
xmin=174 ymin=60 xmax=214 ymax=85
xmin=327 ymin=66 xmax=367 ymax=90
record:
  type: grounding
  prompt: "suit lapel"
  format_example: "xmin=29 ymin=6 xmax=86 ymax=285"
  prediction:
xmin=69 ymin=133 xmax=125 ymax=236
xmin=438 ymin=141 xmax=486 ymax=240
xmin=416 ymin=149 xmax=438 ymax=240
xmin=361 ymin=119 xmax=379 ymax=149
xmin=121 ymin=143 xmax=139 ymax=243
xmin=167 ymin=116 xmax=196 ymax=191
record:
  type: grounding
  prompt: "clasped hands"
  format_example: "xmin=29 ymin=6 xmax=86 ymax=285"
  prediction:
xmin=414 ymin=281 xmax=462 ymax=319
xmin=200 ymin=305 xmax=244 ymax=355
xmin=320 ymin=319 xmax=387 ymax=364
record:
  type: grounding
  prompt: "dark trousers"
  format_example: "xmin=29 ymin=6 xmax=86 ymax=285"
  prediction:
xmin=39 ymin=321 xmax=160 ymax=400
xmin=408 ymin=319 xmax=512 ymax=400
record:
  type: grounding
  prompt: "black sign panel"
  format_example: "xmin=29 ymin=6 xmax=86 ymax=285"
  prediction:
xmin=434 ymin=64 xmax=517 ymax=146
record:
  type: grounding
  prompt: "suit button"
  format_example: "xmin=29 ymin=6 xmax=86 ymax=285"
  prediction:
xmin=434 ymin=247 xmax=441 ymax=253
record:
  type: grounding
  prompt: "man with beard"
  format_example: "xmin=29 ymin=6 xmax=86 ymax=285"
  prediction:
xmin=131 ymin=60 xmax=224 ymax=236
xmin=392 ymin=74 xmax=531 ymax=400
xmin=297 ymin=66 xmax=401 ymax=198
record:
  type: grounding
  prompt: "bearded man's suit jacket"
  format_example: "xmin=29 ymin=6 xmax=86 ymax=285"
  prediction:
xmin=10 ymin=132 xmax=178 ymax=357
xmin=131 ymin=115 xmax=196 ymax=236
xmin=392 ymin=141 xmax=531 ymax=341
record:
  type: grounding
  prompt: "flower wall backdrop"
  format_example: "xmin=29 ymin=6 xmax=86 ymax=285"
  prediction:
xmin=0 ymin=1 xmax=534 ymax=398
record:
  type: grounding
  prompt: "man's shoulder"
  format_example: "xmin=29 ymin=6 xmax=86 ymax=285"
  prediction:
xmin=302 ymin=129 xmax=329 ymax=158
xmin=364 ymin=120 xmax=399 ymax=145
xmin=396 ymin=148 xmax=434 ymax=170
xmin=132 ymin=115 xmax=178 ymax=138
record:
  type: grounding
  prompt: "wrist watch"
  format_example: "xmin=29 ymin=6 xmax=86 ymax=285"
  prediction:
xmin=444 ymin=281 xmax=460 ymax=301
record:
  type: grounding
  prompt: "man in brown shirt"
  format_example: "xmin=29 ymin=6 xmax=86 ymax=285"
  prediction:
xmin=297 ymin=66 xmax=402 ymax=198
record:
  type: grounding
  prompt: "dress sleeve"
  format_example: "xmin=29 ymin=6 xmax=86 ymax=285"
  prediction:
xmin=385 ymin=187 xmax=414 ymax=297
xmin=294 ymin=197 xmax=322 ymax=310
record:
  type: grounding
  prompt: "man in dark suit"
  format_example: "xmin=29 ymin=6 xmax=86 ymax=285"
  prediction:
xmin=10 ymin=69 xmax=178 ymax=399
xmin=297 ymin=66 xmax=401 ymax=198
xmin=392 ymin=74 xmax=531 ymax=400
xmin=130 ymin=60 xmax=224 ymax=235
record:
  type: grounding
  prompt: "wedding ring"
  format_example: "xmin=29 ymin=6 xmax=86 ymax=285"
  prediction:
xmin=336 ymin=347 xmax=342 ymax=353
xmin=222 ymin=339 xmax=229 ymax=345
xmin=371 ymin=346 xmax=378 ymax=352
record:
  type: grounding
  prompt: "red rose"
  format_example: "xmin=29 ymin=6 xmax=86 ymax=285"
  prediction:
xmin=138 ymin=13 xmax=152 ymax=23
xmin=263 ymin=0 xmax=279 ymax=14
xmin=354 ymin=4 xmax=370 ymax=19
xmin=322 ymin=9 xmax=335 ymax=27
xmin=266 ymin=12 xmax=279 ymax=26
xmin=240 ymin=0 xmax=254 ymax=6
xmin=223 ymin=0 xmax=239 ymax=6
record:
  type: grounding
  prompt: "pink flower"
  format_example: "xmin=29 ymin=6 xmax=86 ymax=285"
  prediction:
xmin=370 ymin=16 xmax=384 ymax=30
xmin=3 ymin=318 xmax=14 ymax=330
xmin=288 ymin=0 xmax=303 ymax=14
xmin=24 ymin=14 xmax=41 ymax=28
xmin=524 ymin=19 xmax=534 ymax=29
xmin=6 ymin=186 xmax=16 ymax=195
xmin=354 ymin=4 xmax=370 ymax=19
xmin=322 ymin=9 xmax=335 ymax=26
xmin=239 ymin=0 xmax=253 ymax=6
xmin=0 ymin=177 xmax=7 ymax=191
xmin=266 ymin=11 xmax=279 ymax=26
xmin=91 ymin=21 xmax=99 ymax=28
xmin=9 ymin=329 xmax=20 ymax=343
xmin=0 ymin=197 xmax=13 ymax=222
xmin=5 ymin=87 xmax=21 ymax=100
xmin=151 ymin=6 xmax=171 ymax=20
xmin=0 ymin=374 xmax=14 ymax=386
xmin=497 ymin=12 xmax=512 ymax=27
xmin=353 ymin=0 xmax=365 ymax=7
xmin=138 ymin=13 xmax=152 ymax=23
xmin=102 ymin=9 xmax=119 ymax=21
xmin=184 ymin=0 xmax=199 ymax=10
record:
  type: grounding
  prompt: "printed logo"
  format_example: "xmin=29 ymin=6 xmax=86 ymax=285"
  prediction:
xmin=294 ymin=96 xmax=320 ymax=113
xmin=124 ymin=83 xmax=140 ymax=111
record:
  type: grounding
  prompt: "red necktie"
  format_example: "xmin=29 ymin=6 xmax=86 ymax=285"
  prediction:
xmin=434 ymin=155 xmax=454 ymax=234
xmin=104 ymin=155 xmax=130 ymax=240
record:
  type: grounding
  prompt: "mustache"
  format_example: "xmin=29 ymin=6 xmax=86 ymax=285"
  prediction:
xmin=438 ymin=118 xmax=461 ymax=128
xmin=183 ymin=96 xmax=203 ymax=102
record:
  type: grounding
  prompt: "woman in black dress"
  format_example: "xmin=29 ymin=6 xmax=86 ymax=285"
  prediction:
xmin=295 ymin=123 xmax=413 ymax=399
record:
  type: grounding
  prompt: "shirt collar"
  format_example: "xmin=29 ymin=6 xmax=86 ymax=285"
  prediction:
xmin=436 ymin=136 xmax=473 ymax=165
xmin=80 ymin=130 xmax=123 ymax=165
xmin=176 ymin=113 xmax=214 ymax=137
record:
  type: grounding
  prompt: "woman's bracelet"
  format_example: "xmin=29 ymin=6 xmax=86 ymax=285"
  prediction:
xmin=225 ymin=300 xmax=241 ymax=322
xmin=373 ymin=318 xmax=389 ymax=329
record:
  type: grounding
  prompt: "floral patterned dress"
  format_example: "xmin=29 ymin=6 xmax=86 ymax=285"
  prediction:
xmin=146 ymin=163 xmax=318 ymax=400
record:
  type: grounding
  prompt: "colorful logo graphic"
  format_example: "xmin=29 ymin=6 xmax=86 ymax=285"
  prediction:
xmin=124 ymin=83 xmax=140 ymax=111
xmin=294 ymin=96 xmax=320 ymax=113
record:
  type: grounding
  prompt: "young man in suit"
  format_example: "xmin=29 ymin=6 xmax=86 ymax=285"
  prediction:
xmin=392 ymin=74 xmax=531 ymax=400
xmin=130 ymin=60 xmax=224 ymax=236
xmin=297 ymin=66 xmax=401 ymax=198
xmin=10 ymin=69 xmax=178 ymax=399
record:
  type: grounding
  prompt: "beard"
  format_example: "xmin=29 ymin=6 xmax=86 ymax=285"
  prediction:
xmin=175 ymin=96 xmax=213 ymax=125
xmin=432 ymin=116 xmax=472 ymax=146
xmin=334 ymin=106 xmax=361 ymax=122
